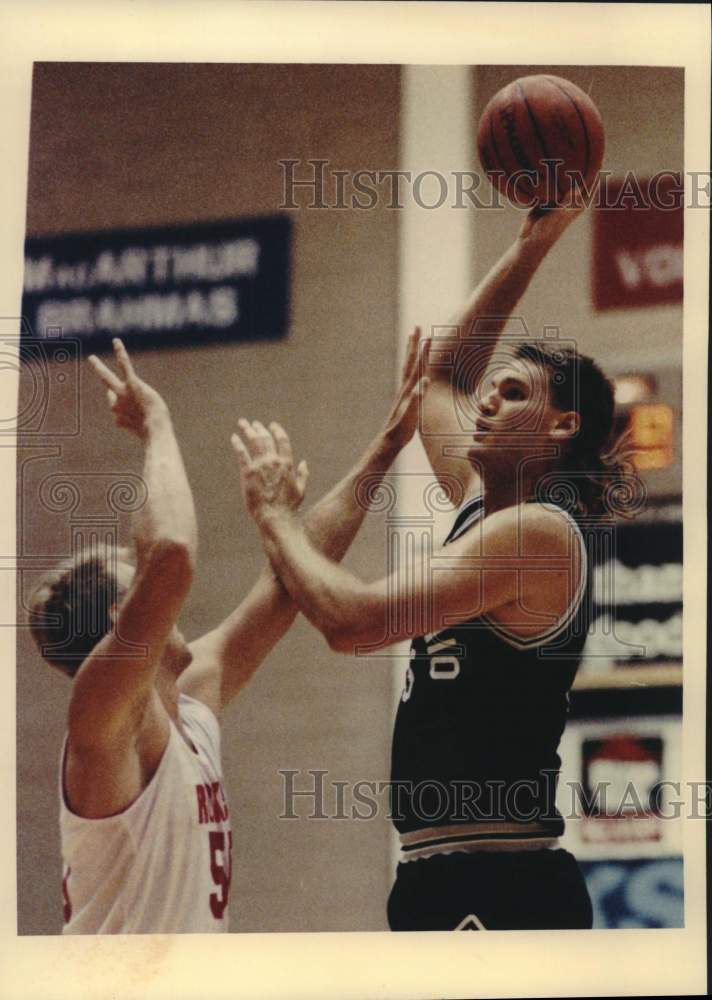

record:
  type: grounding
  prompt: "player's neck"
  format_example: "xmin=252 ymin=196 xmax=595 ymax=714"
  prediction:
xmin=480 ymin=459 xmax=550 ymax=517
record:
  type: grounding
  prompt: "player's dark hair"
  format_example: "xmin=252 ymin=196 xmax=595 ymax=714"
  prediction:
xmin=515 ymin=342 xmax=634 ymax=518
xmin=28 ymin=548 xmax=130 ymax=677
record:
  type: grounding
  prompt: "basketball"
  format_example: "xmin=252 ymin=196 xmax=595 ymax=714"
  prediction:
xmin=477 ymin=75 xmax=605 ymax=207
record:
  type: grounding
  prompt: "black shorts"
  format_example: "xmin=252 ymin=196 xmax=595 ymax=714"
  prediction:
xmin=387 ymin=848 xmax=593 ymax=931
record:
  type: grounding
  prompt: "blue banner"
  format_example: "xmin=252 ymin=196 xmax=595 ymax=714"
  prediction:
xmin=580 ymin=857 xmax=683 ymax=928
xmin=22 ymin=215 xmax=291 ymax=350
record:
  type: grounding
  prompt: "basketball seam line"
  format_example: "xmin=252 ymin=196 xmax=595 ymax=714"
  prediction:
xmin=516 ymin=80 xmax=565 ymax=201
xmin=487 ymin=109 xmax=510 ymax=180
xmin=544 ymin=77 xmax=591 ymax=181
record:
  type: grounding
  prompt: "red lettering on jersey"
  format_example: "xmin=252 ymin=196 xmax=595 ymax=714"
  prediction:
xmin=211 ymin=781 xmax=225 ymax=822
xmin=62 ymin=867 xmax=72 ymax=923
xmin=206 ymin=784 xmax=216 ymax=822
xmin=196 ymin=781 xmax=230 ymax=825
xmin=217 ymin=781 xmax=229 ymax=819
xmin=196 ymin=784 xmax=209 ymax=824
xmin=208 ymin=830 xmax=233 ymax=919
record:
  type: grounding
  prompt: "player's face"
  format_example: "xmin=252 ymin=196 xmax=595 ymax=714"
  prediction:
xmin=468 ymin=358 xmax=566 ymax=458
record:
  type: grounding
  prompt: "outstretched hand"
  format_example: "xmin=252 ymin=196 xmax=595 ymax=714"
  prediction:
xmin=231 ymin=420 xmax=309 ymax=523
xmin=380 ymin=326 xmax=430 ymax=452
xmin=88 ymin=339 xmax=169 ymax=439
xmin=518 ymin=192 xmax=587 ymax=244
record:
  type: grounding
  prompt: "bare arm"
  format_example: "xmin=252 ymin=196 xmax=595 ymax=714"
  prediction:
xmin=65 ymin=340 xmax=196 ymax=817
xmin=180 ymin=331 xmax=429 ymax=712
xmin=421 ymin=206 xmax=585 ymax=495
xmin=233 ymin=429 xmax=581 ymax=654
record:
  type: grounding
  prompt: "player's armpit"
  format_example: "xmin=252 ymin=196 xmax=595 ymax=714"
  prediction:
xmin=64 ymin=690 xmax=170 ymax=819
xmin=67 ymin=539 xmax=194 ymax=750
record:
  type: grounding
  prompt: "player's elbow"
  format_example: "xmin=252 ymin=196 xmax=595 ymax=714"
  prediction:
xmin=324 ymin=623 xmax=359 ymax=654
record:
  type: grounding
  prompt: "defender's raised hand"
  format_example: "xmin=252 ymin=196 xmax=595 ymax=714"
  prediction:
xmin=88 ymin=339 xmax=169 ymax=438
xmin=380 ymin=326 xmax=430 ymax=453
xmin=231 ymin=420 xmax=309 ymax=522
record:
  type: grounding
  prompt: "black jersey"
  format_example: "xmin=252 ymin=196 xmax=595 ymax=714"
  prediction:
xmin=390 ymin=495 xmax=590 ymax=856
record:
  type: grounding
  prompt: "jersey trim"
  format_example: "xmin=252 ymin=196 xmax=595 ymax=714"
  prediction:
xmin=399 ymin=821 xmax=559 ymax=862
xmin=443 ymin=495 xmax=484 ymax=545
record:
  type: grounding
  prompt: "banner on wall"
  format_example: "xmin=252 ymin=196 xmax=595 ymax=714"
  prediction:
xmin=580 ymin=857 xmax=683 ymax=928
xmin=592 ymin=174 xmax=683 ymax=311
xmin=582 ymin=507 xmax=682 ymax=666
xmin=558 ymin=716 xmax=682 ymax=860
xmin=21 ymin=215 xmax=292 ymax=350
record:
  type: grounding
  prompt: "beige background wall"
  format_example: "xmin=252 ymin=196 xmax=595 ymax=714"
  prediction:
xmin=17 ymin=63 xmax=401 ymax=934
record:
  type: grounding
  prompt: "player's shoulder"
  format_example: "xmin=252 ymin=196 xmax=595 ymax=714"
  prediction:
xmin=179 ymin=691 xmax=220 ymax=727
xmin=178 ymin=692 xmax=222 ymax=750
xmin=478 ymin=500 xmax=579 ymax=556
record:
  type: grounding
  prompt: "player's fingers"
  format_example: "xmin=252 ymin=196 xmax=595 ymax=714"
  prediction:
xmin=405 ymin=375 xmax=429 ymax=414
xmin=269 ymin=422 xmax=294 ymax=463
xmin=230 ymin=432 xmax=251 ymax=468
xmin=415 ymin=338 xmax=432 ymax=383
xmin=402 ymin=331 xmax=427 ymax=393
xmin=107 ymin=389 xmax=118 ymax=409
xmin=250 ymin=420 xmax=274 ymax=456
xmin=236 ymin=419 xmax=263 ymax=458
xmin=88 ymin=354 xmax=122 ymax=393
xmin=295 ymin=459 xmax=309 ymax=497
xmin=112 ymin=339 xmax=136 ymax=381
xmin=401 ymin=326 xmax=421 ymax=382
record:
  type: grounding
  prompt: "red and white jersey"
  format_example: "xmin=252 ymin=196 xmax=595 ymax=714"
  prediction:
xmin=59 ymin=694 xmax=232 ymax=934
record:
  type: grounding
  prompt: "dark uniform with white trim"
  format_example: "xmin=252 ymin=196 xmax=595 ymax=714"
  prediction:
xmin=387 ymin=496 xmax=593 ymax=930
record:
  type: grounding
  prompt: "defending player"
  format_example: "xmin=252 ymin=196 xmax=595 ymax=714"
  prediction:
xmin=232 ymin=204 xmax=632 ymax=930
xmin=28 ymin=336 xmax=426 ymax=934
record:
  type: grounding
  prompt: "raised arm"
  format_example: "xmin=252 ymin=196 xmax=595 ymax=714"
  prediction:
xmin=65 ymin=340 xmax=196 ymax=817
xmin=421 ymin=205 xmax=584 ymax=496
xmin=233 ymin=426 xmax=581 ymax=654
xmin=179 ymin=331 xmax=429 ymax=713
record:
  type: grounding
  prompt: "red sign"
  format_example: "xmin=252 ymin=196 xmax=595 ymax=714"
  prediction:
xmin=581 ymin=734 xmax=664 ymax=846
xmin=592 ymin=174 xmax=683 ymax=311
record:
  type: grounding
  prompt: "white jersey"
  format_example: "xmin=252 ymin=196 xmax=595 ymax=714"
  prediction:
xmin=60 ymin=694 xmax=232 ymax=934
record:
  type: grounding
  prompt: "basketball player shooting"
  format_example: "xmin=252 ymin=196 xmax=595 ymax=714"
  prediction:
xmin=29 ymin=336 xmax=427 ymax=934
xmin=233 ymin=202 xmax=630 ymax=931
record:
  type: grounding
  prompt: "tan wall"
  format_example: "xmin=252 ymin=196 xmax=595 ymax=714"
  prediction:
xmin=18 ymin=63 xmax=400 ymax=934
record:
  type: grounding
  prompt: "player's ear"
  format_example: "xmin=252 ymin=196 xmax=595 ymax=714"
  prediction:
xmin=551 ymin=409 xmax=581 ymax=440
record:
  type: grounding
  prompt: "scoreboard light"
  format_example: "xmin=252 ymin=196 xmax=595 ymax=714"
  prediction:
xmin=613 ymin=374 xmax=656 ymax=407
xmin=629 ymin=403 xmax=674 ymax=470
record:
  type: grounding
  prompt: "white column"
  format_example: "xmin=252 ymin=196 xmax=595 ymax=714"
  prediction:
xmin=390 ymin=65 xmax=474 ymax=873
